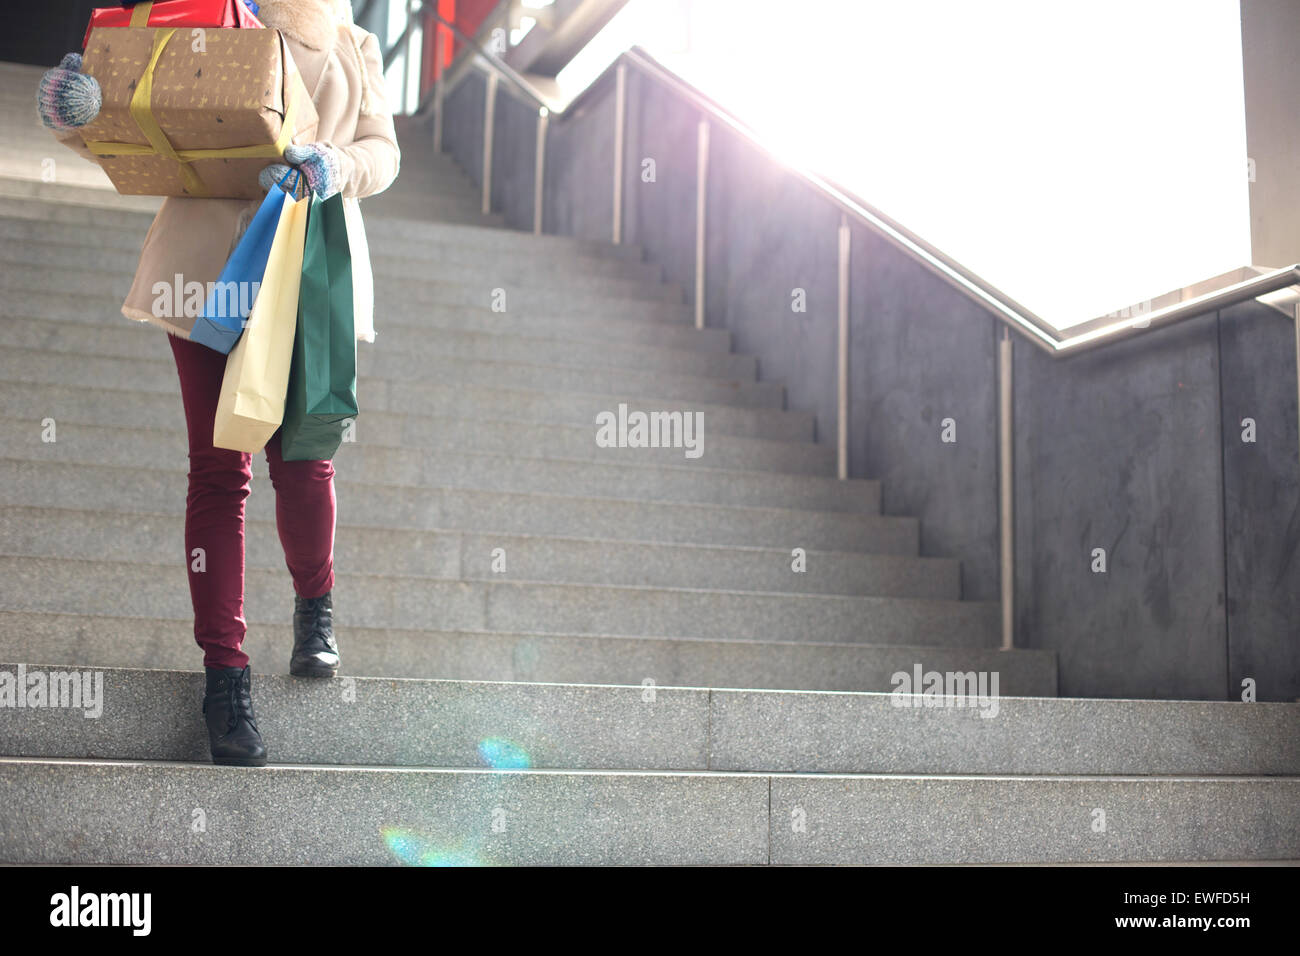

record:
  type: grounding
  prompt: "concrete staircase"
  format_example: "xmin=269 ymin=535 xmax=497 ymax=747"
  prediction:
xmin=0 ymin=61 xmax=1296 ymax=865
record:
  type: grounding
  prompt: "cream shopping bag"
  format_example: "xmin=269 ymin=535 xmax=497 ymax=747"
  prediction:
xmin=213 ymin=189 xmax=310 ymax=453
xmin=343 ymin=196 xmax=375 ymax=343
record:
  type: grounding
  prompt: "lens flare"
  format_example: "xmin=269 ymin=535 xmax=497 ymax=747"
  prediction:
xmin=477 ymin=737 xmax=532 ymax=769
xmin=378 ymin=740 xmax=530 ymax=863
xmin=381 ymin=827 xmax=481 ymax=867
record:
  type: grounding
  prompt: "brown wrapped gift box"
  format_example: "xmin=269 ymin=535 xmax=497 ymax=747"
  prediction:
xmin=78 ymin=26 xmax=319 ymax=199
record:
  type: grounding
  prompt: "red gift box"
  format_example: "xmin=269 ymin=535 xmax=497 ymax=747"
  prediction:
xmin=83 ymin=0 xmax=262 ymax=49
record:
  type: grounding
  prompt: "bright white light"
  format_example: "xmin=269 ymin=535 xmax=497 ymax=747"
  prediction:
xmin=382 ymin=0 xmax=409 ymax=113
xmin=559 ymin=0 xmax=1250 ymax=330
xmin=557 ymin=0 xmax=691 ymax=92
xmin=511 ymin=16 xmax=537 ymax=46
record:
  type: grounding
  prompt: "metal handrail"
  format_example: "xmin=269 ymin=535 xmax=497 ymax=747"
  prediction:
xmin=381 ymin=13 xmax=417 ymax=71
xmin=419 ymin=8 xmax=564 ymax=113
xmin=1056 ymin=265 xmax=1300 ymax=354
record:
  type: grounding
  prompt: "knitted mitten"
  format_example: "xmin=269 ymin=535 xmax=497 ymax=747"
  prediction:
xmin=37 ymin=53 xmax=102 ymax=131
xmin=258 ymin=163 xmax=301 ymax=196
xmin=285 ymin=143 xmax=344 ymax=199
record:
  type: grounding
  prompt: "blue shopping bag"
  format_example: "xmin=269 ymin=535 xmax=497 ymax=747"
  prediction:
xmin=191 ymin=169 xmax=300 ymax=354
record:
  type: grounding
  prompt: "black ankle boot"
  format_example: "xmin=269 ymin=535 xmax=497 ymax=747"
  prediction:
xmin=203 ymin=666 xmax=267 ymax=767
xmin=292 ymin=590 xmax=339 ymax=678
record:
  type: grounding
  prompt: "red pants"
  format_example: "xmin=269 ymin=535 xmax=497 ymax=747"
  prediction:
xmin=169 ymin=333 xmax=336 ymax=669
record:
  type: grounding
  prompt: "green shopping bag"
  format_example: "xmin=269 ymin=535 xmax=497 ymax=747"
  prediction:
xmin=280 ymin=191 xmax=358 ymax=461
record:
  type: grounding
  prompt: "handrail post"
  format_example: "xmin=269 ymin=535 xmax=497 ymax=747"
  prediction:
xmin=432 ymin=21 xmax=445 ymax=153
xmin=1295 ymin=303 xmax=1300 ymax=469
xmin=612 ymin=63 xmax=627 ymax=244
xmin=481 ymin=70 xmax=498 ymax=216
xmin=837 ymin=214 xmax=851 ymax=480
xmin=534 ymin=107 xmax=548 ymax=236
xmin=694 ymin=119 xmax=709 ymax=330
xmin=400 ymin=0 xmax=411 ymax=114
xmin=998 ymin=325 xmax=1015 ymax=650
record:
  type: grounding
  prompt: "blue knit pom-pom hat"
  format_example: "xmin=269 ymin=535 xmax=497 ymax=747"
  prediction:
xmin=37 ymin=53 xmax=102 ymax=131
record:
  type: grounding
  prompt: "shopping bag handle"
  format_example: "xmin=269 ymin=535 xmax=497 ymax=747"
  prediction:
xmin=275 ymin=167 xmax=303 ymax=198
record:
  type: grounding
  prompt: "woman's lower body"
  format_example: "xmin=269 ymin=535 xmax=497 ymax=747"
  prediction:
xmin=168 ymin=332 xmax=340 ymax=765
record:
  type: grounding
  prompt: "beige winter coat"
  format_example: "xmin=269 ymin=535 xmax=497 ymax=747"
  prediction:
xmin=54 ymin=0 xmax=400 ymax=338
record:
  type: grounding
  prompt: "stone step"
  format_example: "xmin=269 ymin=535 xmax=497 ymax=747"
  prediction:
xmin=2 ymin=389 xmax=813 ymax=477
xmin=0 ymin=344 xmax=786 ymax=409
xmin=0 ymin=194 xmax=158 ymax=229
xmin=0 ymin=68 xmax=56 ymax=91
xmin=0 ymin=376 xmax=815 ymax=443
xmin=0 ymin=92 xmax=52 ymax=115
xmin=366 ymin=149 xmax=475 ymax=179
xmin=7 ymin=286 xmax=697 ymax=342
xmin=0 ymin=188 xmax=638 ymax=262
xmin=0 ymin=154 xmax=121 ymax=191
xmin=0 ymin=89 xmax=77 ymax=112
xmin=0 ymin=135 xmax=87 ymax=165
xmin=0 ymin=134 xmax=44 ymax=156
xmin=374 ymin=151 xmax=477 ymax=182
xmin=0 ymin=556 xmax=995 ymax=646
xmin=0 ymin=232 xmax=161 ymax=266
xmin=0 ymin=119 xmax=47 ymax=142
xmin=360 ymin=191 xmax=504 ymax=223
xmin=0 ymin=110 xmax=101 ymax=142
xmin=361 ymin=213 xmax=647 ymax=261
xmin=365 ymin=303 xmax=725 ymax=350
xmin=382 ymin=181 xmax=484 ymax=207
xmin=425 ymin=322 xmax=747 ymax=379
xmin=0 ymin=260 xmax=693 ymax=317
xmin=0 ymin=106 xmax=82 ymax=131
xmin=363 ymin=164 xmax=482 ymax=190
xmin=1 ymin=757 xmax=769 ymax=865
xmin=368 ymin=241 xmax=664 ymax=282
xmin=5 ymin=279 xmax=697 ymax=329
xmin=377 ymin=205 xmax=509 ymax=227
xmin=4 ymin=665 xmax=1292 ymax=774
xmin=0 ymin=610 xmax=1056 ymax=694
xmin=0 ymin=314 xmax=753 ymax=382
xmin=0 ymin=152 xmax=98 ymax=180
xmin=0 ymin=83 xmax=44 ymax=105
xmin=0 ymin=222 xmax=666 ymax=282
xmin=12 ymin=238 xmax=685 ymax=301
xmin=0 ymin=62 xmax=47 ymax=75
xmin=0 ymin=417 xmax=860 ymax=507
xmin=0 ymin=458 xmax=917 ymax=552
xmin=0 ymin=175 xmax=162 ymax=212
xmin=375 ymin=271 xmax=686 ymax=306
xmin=0 ymin=115 xmax=77 ymax=143
xmin=351 ymin=190 xmax=493 ymax=215
xmin=3 ymin=397 xmax=828 ymax=478
xmin=0 ymin=240 xmax=667 ymax=306
xmin=0 ymin=504 xmax=959 ymax=598
xmin=1 ymin=757 xmax=1293 ymax=864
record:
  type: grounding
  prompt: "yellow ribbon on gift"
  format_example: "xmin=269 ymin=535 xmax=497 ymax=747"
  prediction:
xmin=130 ymin=3 xmax=154 ymax=27
xmin=83 ymin=24 xmax=299 ymax=198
